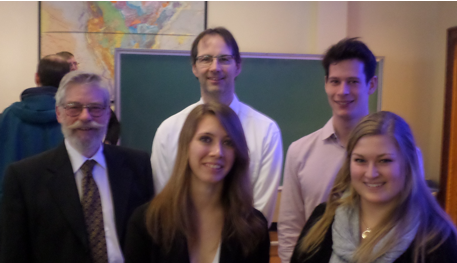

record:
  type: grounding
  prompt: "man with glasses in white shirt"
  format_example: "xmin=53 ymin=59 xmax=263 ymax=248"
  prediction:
xmin=150 ymin=27 xmax=283 ymax=226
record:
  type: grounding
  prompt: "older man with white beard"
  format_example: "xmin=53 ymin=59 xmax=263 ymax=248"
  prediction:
xmin=1 ymin=71 xmax=154 ymax=263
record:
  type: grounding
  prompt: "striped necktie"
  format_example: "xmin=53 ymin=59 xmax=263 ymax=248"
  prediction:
xmin=81 ymin=159 xmax=108 ymax=263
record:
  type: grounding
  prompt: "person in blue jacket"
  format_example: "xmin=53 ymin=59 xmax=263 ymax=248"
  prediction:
xmin=0 ymin=54 xmax=70 ymax=198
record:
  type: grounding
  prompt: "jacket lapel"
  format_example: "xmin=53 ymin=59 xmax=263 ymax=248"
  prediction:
xmin=47 ymin=143 xmax=88 ymax=248
xmin=103 ymin=145 xmax=132 ymax=240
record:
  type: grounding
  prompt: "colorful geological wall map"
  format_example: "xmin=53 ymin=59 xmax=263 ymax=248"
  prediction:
xmin=40 ymin=1 xmax=205 ymax=97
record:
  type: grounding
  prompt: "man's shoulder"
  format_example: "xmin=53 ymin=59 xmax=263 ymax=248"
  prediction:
xmin=104 ymin=145 xmax=153 ymax=195
xmin=7 ymin=145 xmax=62 ymax=173
xmin=0 ymin=102 xmax=21 ymax=120
xmin=288 ymin=125 xmax=327 ymax=153
xmin=0 ymin=104 xmax=14 ymax=124
xmin=1 ymin=95 xmax=57 ymax=125
xmin=238 ymin=101 xmax=280 ymax=131
xmin=104 ymin=144 xmax=150 ymax=161
xmin=156 ymin=102 xmax=200 ymax=133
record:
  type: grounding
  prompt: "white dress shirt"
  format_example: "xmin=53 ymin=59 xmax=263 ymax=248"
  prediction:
xmin=65 ymin=140 xmax=124 ymax=263
xmin=211 ymin=242 xmax=221 ymax=263
xmin=150 ymin=95 xmax=283 ymax=225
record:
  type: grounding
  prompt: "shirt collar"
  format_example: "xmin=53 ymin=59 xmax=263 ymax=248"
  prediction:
xmin=321 ymin=117 xmax=338 ymax=141
xmin=198 ymin=94 xmax=241 ymax=115
xmin=64 ymin=139 xmax=107 ymax=174
xmin=321 ymin=117 xmax=346 ymax=148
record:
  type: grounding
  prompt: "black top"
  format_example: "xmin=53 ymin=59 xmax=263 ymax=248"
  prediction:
xmin=124 ymin=203 xmax=270 ymax=263
xmin=105 ymin=109 xmax=121 ymax=145
xmin=291 ymin=203 xmax=457 ymax=263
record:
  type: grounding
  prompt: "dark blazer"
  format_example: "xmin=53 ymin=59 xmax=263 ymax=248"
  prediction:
xmin=0 ymin=142 xmax=154 ymax=263
xmin=291 ymin=203 xmax=457 ymax=263
xmin=124 ymin=204 xmax=270 ymax=263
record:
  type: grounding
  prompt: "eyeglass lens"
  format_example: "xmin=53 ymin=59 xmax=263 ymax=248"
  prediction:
xmin=196 ymin=55 xmax=234 ymax=66
xmin=64 ymin=103 xmax=105 ymax=117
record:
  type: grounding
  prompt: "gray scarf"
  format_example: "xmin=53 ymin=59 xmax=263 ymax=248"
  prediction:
xmin=330 ymin=204 xmax=419 ymax=263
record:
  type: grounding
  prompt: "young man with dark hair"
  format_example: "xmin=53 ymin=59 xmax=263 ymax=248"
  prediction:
xmin=151 ymin=27 xmax=283 ymax=225
xmin=278 ymin=38 xmax=378 ymax=263
xmin=0 ymin=55 xmax=71 ymax=195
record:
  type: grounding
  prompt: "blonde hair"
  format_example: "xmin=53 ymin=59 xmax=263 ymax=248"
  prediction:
xmin=146 ymin=103 xmax=266 ymax=254
xmin=298 ymin=111 xmax=456 ymax=263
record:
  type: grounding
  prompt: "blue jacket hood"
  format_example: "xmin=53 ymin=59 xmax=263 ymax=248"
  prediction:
xmin=9 ymin=86 xmax=58 ymax=124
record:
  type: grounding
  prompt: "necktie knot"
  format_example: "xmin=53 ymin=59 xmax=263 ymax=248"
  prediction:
xmin=81 ymin=159 xmax=97 ymax=175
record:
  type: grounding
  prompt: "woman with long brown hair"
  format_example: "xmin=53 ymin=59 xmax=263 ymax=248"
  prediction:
xmin=291 ymin=111 xmax=457 ymax=263
xmin=124 ymin=103 xmax=269 ymax=263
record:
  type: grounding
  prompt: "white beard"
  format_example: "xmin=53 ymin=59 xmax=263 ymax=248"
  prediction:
xmin=61 ymin=120 xmax=107 ymax=156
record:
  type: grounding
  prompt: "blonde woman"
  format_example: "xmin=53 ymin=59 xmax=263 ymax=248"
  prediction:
xmin=125 ymin=103 xmax=269 ymax=263
xmin=291 ymin=111 xmax=457 ymax=263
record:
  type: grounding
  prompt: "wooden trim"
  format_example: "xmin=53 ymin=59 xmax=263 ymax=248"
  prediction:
xmin=439 ymin=26 xmax=457 ymax=224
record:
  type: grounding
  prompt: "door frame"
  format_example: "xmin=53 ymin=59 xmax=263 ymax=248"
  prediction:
xmin=438 ymin=26 xmax=457 ymax=224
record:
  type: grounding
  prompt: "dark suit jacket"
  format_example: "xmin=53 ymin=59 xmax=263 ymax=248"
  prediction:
xmin=124 ymin=204 xmax=270 ymax=263
xmin=0 ymin=143 xmax=154 ymax=263
xmin=290 ymin=203 xmax=457 ymax=263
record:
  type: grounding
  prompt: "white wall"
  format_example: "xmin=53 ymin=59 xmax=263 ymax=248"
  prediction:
xmin=0 ymin=2 xmax=38 ymax=111
xmin=347 ymin=2 xmax=444 ymax=181
xmin=207 ymin=1 xmax=348 ymax=54
xmin=2 ymin=1 xmax=457 ymax=182
xmin=208 ymin=1 xmax=318 ymax=54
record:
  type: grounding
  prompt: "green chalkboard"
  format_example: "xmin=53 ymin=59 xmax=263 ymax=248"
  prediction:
xmin=115 ymin=49 xmax=381 ymax=161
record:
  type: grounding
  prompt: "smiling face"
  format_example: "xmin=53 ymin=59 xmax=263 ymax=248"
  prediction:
xmin=325 ymin=59 xmax=377 ymax=121
xmin=350 ymin=134 xmax=405 ymax=209
xmin=188 ymin=114 xmax=236 ymax=186
xmin=192 ymin=34 xmax=241 ymax=105
xmin=56 ymin=83 xmax=110 ymax=155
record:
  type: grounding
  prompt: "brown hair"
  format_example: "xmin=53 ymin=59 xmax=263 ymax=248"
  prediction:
xmin=146 ymin=103 xmax=266 ymax=254
xmin=322 ymin=37 xmax=377 ymax=84
xmin=190 ymin=27 xmax=241 ymax=66
xmin=37 ymin=55 xmax=71 ymax=88
xmin=298 ymin=111 xmax=456 ymax=263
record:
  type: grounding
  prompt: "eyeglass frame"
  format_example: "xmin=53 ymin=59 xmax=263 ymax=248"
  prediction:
xmin=60 ymin=102 xmax=107 ymax=117
xmin=195 ymin=54 xmax=235 ymax=67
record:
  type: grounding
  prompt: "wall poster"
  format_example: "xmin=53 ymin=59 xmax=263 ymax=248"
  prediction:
xmin=40 ymin=1 xmax=206 ymax=99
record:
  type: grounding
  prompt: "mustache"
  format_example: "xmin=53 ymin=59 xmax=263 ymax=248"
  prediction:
xmin=66 ymin=120 xmax=104 ymax=130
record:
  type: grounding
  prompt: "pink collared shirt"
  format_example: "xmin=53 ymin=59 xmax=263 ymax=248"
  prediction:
xmin=278 ymin=118 xmax=345 ymax=263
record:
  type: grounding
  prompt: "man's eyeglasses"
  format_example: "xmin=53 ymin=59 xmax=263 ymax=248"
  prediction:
xmin=62 ymin=102 xmax=106 ymax=117
xmin=195 ymin=55 xmax=234 ymax=66
xmin=69 ymin=62 xmax=79 ymax=67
